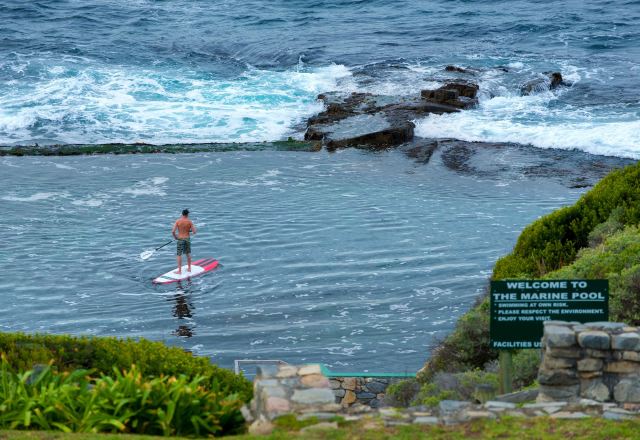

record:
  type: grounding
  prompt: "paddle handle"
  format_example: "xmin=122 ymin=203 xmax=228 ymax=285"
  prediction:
xmin=155 ymin=240 xmax=174 ymax=251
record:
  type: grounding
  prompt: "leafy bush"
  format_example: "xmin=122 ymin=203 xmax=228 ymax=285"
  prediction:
xmin=0 ymin=359 xmax=244 ymax=436
xmin=417 ymin=295 xmax=496 ymax=382
xmin=0 ymin=333 xmax=252 ymax=402
xmin=414 ymin=370 xmax=498 ymax=407
xmin=384 ymin=379 xmax=421 ymax=407
xmin=546 ymin=226 xmax=640 ymax=325
xmin=494 ymin=162 xmax=640 ymax=279
xmin=512 ymin=349 xmax=541 ymax=390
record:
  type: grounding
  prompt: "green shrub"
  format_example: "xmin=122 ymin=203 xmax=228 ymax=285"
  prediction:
xmin=414 ymin=370 xmax=498 ymax=407
xmin=418 ymin=295 xmax=495 ymax=382
xmin=0 ymin=359 xmax=244 ymax=436
xmin=0 ymin=333 xmax=252 ymax=402
xmin=384 ymin=379 xmax=421 ymax=407
xmin=494 ymin=162 xmax=640 ymax=279
xmin=512 ymin=350 xmax=541 ymax=390
xmin=545 ymin=226 xmax=640 ymax=325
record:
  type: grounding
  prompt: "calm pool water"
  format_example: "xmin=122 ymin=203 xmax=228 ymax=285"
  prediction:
xmin=0 ymin=149 xmax=583 ymax=372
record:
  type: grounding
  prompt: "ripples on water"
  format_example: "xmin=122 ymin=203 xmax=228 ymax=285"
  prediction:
xmin=0 ymin=150 xmax=584 ymax=371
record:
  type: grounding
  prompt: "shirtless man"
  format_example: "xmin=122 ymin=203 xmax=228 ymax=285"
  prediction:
xmin=172 ymin=209 xmax=197 ymax=274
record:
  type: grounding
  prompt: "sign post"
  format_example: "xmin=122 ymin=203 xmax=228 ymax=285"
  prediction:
xmin=490 ymin=279 xmax=608 ymax=393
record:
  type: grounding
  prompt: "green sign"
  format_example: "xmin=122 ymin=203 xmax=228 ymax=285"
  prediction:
xmin=490 ymin=279 xmax=608 ymax=349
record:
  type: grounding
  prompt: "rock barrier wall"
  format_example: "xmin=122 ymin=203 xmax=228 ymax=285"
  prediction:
xmin=539 ymin=321 xmax=640 ymax=405
xmin=329 ymin=376 xmax=401 ymax=408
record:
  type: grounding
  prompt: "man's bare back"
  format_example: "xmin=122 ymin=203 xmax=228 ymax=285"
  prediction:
xmin=172 ymin=209 xmax=197 ymax=274
xmin=173 ymin=217 xmax=195 ymax=239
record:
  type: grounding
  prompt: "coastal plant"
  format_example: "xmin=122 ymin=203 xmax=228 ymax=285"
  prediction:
xmin=494 ymin=162 xmax=640 ymax=279
xmin=384 ymin=379 xmax=421 ymax=407
xmin=0 ymin=332 xmax=252 ymax=402
xmin=0 ymin=358 xmax=245 ymax=436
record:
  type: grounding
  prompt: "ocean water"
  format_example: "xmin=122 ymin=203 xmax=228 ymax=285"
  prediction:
xmin=1 ymin=0 xmax=640 ymax=156
xmin=0 ymin=150 xmax=585 ymax=371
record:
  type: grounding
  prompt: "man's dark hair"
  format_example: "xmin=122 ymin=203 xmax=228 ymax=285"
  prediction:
xmin=182 ymin=209 xmax=189 ymax=216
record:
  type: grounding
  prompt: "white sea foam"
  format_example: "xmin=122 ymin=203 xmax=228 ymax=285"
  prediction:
xmin=0 ymin=61 xmax=353 ymax=145
xmin=2 ymin=192 xmax=67 ymax=202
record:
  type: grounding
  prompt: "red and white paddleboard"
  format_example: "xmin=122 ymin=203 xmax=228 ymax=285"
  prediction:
xmin=152 ymin=258 xmax=219 ymax=285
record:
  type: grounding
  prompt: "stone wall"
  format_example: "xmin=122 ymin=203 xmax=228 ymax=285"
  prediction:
xmin=245 ymin=363 xmax=341 ymax=432
xmin=539 ymin=321 xmax=640 ymax=405
xmin=329 ymin=376 xmax=401 ymax=408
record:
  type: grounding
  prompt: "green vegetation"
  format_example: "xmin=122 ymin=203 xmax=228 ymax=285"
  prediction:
xmin=0 ymin=360 xmax=243 ymax=436
xmin=0 ymin=332 xmax=251 ymax=401
xmin=419 ymin=161 xmax=640 ymax=392
xmin=3 ymin=416 xmax=640 ymax=439
xmin=0 ymin=333 xmax=251 ymax=436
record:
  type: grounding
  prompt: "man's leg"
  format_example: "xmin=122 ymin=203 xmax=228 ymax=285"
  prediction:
xmin=187 ymin=253 xmax=192 ymax=272
xmin=176 ymin=255 xmax=182 ymax=274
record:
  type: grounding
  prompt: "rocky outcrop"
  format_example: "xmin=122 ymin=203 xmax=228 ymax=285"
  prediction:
xmin=304 ymin=81 xmax=478 ymax=150
xmin=420 ymin=81 xmax=479 ymax=109
xmin=521 ymin=71 xmax=568 ymax=95
xmin=538 ymin=321 xmax=640 ymax=404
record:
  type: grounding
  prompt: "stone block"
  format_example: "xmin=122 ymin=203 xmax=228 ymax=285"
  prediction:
xmin=301 ymin=374 xmax=330 ymax=388
xmin=298 ymin=364 xmax=322 ymax=376
xmin=342 ymin=389 xmax=357 ymax=405
xmin=614 ymin=379 xmax=640 ymax=403
xmin=342 ymin=377 xmax=357 ymax=390
xmin=291 ymin=388 xmax=336 ymax=405
xmin=276 ymin=365 xmax=299 ymax=378
xmin=604 ymin=361 xmax=640 ymax=374
xmin=438 ymin=400 xmax=471 ymax=415
xmin=248 ymin=417 xmax=274 ymax=435
xmin=538 ymin=369 xmax=579 ymax=386
xmin=537 ymin=385 xmax=580 ymax=402
xmin=369 ymin=399 xmax=381 ymax=408
xmin=413 ymin=416 xmax=439 ymax=425
xmin=546 ymin=346 xmax=582 ymax=358
xmin=585 ymin=349 xmax=610 ymax=359
xmin=550 ymin=411 xmax=589 ymax=419
xmin=613 ymin=333 xmax=640 ymax=351
xmin=579 ymin=371 xmax=603 ymax=379
xmin=261 ymin=386 xmax=287 ymax=399
xmin=583 ymin=322 xmax=626 ymax=331
xmin=265 ymin=397 xmax=291 ymax=417
xmin=365 ymin=381 xmax=387 ymax=394
xmin=484 ymin=401 xmax=516 ymax=409
xmin=466 ymin=410 xmax=497 ymax=419
xmin=543 ymin=356 xmax=576 ymax=369
xmin=603 ymin=409 xmax=637 ymax=420
xmin=622 ymin=351 xmax=640 ymax=362
xmin=546 ymin=325 xmax=577 ymax=348
xmin=329 ymin=379 xmax=341 ymax=389
xmin=578 ymin=331 xmax=610 ymax=350
xmin=334 ymin=389 xmax=346 ymax=398
xmin=577 ymin=358 xmax=603 ymax=372
xmin=356 ymin=391 xmax=376 ymax=400
xmin=580 ymin=379 xmax=610 ymax=402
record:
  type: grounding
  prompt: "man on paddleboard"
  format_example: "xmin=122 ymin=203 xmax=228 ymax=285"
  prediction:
xmin=172 ymin=209 xmax=197 ymax=274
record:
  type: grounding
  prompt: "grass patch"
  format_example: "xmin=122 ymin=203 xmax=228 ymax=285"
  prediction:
xmin=3 ymin=416 xmax=640 ymax=439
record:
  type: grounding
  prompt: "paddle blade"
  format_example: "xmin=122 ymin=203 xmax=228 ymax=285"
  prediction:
xmin=140 ymin=250 xmax=155 ymax=261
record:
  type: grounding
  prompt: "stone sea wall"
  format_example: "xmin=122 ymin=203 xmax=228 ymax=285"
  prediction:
xmin=539 ymin=320 xmax=640 ymax=405
xmin=329 ymin=376 xmax=401 ymax=408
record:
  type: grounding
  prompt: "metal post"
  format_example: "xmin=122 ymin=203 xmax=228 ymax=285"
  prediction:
xmin=499 ymin=351 xmax=513 ymax=395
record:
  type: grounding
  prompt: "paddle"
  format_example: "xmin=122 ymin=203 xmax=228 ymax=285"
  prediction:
xmin=140 ymin=240 xmax=173 ymax=261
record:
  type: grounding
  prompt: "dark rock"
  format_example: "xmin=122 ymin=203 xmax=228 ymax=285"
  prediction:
xmin=421 ymin=81 xmax=479 ymax=109
xmin=494 ymin=388 xmax=538 ymax=403
xmin=356 ymin=392 xmax=376 ymax=399
xmin=369 ymin=399 xmax=381 ymax=408
xmin=538 ymin=369 xmax=579 ymax=386
xmin=365 ymin=381 xmax=387 ymax=394
xmin=304 ymin=89 xmax=462 ymax=150
xmin=521 ymin=72 xmax=568 ymax=96
xmin=445 ymin=65 xmax=468 ymax=73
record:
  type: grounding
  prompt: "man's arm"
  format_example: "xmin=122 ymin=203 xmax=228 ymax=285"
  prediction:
xmin=190 ymin=221 xmax=197 ymax=235
xmin=172 ymin=221 xmax=179 ymax=240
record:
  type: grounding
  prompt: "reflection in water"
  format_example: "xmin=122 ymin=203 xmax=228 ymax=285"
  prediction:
xmin=171 ymin=281 xmax=194 ymax=338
